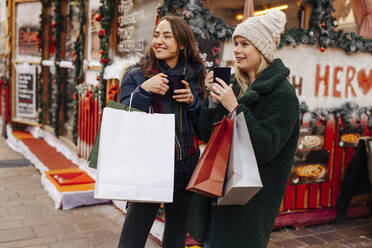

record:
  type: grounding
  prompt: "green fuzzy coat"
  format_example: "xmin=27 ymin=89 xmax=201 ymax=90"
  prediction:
xmin=186 ymin=59 xmax=300 ymax=248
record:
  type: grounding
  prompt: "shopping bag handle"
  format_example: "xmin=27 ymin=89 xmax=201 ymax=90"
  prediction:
xmin=128 ymin=90 xmax=153 ymax=113
xmin=212 ymin=106 xmax=238 ymax=127
xmin=129 ymin=92 xmax=134 ymax=111
xmin=227 ymin=105 xmax=239 ymax=119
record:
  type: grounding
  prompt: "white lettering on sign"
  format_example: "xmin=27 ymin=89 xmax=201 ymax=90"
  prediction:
xmin=15 ymin=64 xmax=37 ymax=119
xmin=118 ymin=0 xmax=133 ymax=13
xmin=118 ymin=9 xmax=144 ymax=27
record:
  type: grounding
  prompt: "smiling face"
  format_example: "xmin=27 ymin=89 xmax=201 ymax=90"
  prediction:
xmin=233 ymin=36 xmax=261 ymax=74
xmin=152 ymin=20 xmax=183 ymax=68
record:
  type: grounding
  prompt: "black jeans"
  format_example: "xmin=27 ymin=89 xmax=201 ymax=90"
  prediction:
xmin=118 ymin=188 xmax=192 ymax=248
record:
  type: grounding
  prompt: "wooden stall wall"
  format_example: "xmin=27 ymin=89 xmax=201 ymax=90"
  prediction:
xmin=280 ymin=109 xmax=371 ymax=213
xmin=77 ymin=79 xmax=119 ymax=159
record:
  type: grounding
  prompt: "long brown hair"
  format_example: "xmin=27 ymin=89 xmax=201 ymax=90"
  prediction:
xmin=139 ymin=15 xmax=206 ymax=94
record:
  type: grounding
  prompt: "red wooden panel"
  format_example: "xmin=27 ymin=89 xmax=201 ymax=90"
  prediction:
xmin=0 ymin=85 xmax=2 ymax=116
xmin=320 ymin=114 xmax=335 ymax=207
xmin=331 ymin=116 xmax=343 ymax=206
xmin=283 ymin=181 xmax=296 ymax=211
xmin=83 ymin=95 xmax=88 ymax=159
xmin=360 ymin=113 xmax=368 ymax=136
xmin=5 ymin=85 xmax=10 ymax=122
xmin=77 ymin=94 xmax=82 ymax=157
xmin=92 ymin=97 xmax=97 ymax=145
xmin=88 ymin=96 xmax=92 ymax=158
xmin=308 ymin=183 xmax=320 ymax=208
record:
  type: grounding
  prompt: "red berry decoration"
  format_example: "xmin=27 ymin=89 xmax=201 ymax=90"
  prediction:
xmin=51 ymin=21 xmax=56 ymax=27
xmin=96 ymin=75 xmax=100 ymax=81
xmin=95 ymin=13 xmax=102 ymax=21
xmin=99 ymin=49 xmax=104 ymax=54
xmin=78 ymin=76 xmax=81 ymax=81
xmin=322 ymin=23 xmax=325 ymax=28
xmin=98 ymin=29 xmax=105 ymax=37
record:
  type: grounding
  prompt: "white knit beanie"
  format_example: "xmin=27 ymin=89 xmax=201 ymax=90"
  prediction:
xmin=232 ymin=9 xmax=286 ymax=63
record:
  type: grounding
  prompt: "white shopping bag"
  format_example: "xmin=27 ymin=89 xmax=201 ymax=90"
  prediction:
xmin=95 ymin=107 xmax=175 ymax=203
xmin=217 ymin=112 xmax=263 ymax=205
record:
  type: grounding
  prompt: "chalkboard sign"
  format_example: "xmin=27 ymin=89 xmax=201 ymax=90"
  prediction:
xmin=15 ymin=63 xmax=37 ymax=119
xmin=197 ymin=38 xmax=223 ymax=70
xmin=117 ymin=0 xmax=161 ymax=58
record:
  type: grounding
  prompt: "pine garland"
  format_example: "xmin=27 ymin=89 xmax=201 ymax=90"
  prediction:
xmin=97 ymin=0 xmax=115 ymax=109
xmin=51 ymin=0 xmax=63 ymax=136
xmin=279 ymin=0 xmax=372 ymax=54
xmin=159 ymin=0 xmax=233 ymax=41
xmin=301 ymin=101 xmax=372 ymax=127
xmin=37 ymin=0 xmax=50 ymax=124
xmin=72 ymin=0 xmax=86 ymax=145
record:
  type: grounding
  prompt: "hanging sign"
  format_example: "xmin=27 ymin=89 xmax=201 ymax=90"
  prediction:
xmin=276 ymin=45 xmax=372 ymax=110
xmin=15 ymin=1 xmax=41 ymax=59
xmin=15 ymin=63 xmax=37 ymax=119
xmin=197 ymin=38 xmax=223 ymax=70
xmin=116 ymin=0 xmax=161 ymax=58
xmin=89 ymin=0 xmax=101 ymax=61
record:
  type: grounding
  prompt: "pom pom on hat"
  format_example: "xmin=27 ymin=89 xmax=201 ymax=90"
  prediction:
xmin=232 ymin=9 xmax=286 ymax=62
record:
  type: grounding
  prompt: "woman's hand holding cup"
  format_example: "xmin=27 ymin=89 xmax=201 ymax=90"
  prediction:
xmin=210 ymin=77 xmax=238 ymax=113
xmin=173 ymin=80 xmax=194 ymax=105
xmin=141 ymin=73 xmax=169 ymax=95
xmin=204 ymin=71 xmax=214 ymax=92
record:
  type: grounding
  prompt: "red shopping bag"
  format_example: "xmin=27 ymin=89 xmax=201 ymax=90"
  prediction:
xmin=186 ymin=116 xmax=234 ymax=197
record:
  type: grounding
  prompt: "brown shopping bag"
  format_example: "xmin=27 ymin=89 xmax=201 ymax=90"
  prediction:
xmin=217 ymin=112 xmax=263 ymax=205
xmin=186 ymin=116 xmax=234 ymax=197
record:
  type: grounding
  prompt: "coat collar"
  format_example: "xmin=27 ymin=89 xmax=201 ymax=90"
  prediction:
xmin=236 ymin=59 xmax=290 ymax=106
xmin=158 ymin=59 xmax=203 ymax=82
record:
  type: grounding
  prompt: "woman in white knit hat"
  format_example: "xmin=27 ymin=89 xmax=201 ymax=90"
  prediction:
xmin=187 ymin=10 xmax=300 ymax=248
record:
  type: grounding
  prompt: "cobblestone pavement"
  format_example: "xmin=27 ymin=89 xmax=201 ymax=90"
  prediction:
xmin=1 ymin=135 xmax=372 ymax=248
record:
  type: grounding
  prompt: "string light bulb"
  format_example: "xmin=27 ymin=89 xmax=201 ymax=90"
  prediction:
xmin=236 ymin=14 xmax=243 ymax=21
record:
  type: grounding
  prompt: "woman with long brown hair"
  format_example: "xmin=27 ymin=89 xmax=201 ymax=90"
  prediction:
xmin=118 ymin=15 xmax=205 ymax=248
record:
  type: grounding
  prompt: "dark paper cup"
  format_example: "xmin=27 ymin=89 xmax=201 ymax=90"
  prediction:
xmin=168 ymin=74 xmax=185 ymax=93
xmin=213 ymin=67 xmax=231 ymax=85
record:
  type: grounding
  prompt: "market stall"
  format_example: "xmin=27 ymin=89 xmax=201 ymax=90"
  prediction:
xmin=3 ymin=0 xmax=372 ymax=245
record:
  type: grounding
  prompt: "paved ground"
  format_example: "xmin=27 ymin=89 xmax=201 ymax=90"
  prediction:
xmin=0 ymin=135 xmax=159 ymax=248
xmin=1 ymin=134 xmax=372 ymax=248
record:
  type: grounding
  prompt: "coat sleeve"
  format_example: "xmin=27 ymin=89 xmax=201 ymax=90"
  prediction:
xmin=185 ymin=77 xmax=202 ymax=136
xmin=236 ymin=89 xmax=299 ymax=165
xmin=199 ymin=98 xmax=221 ymax=142
xmin=119 ymin=68 xmax=153 ymax=112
